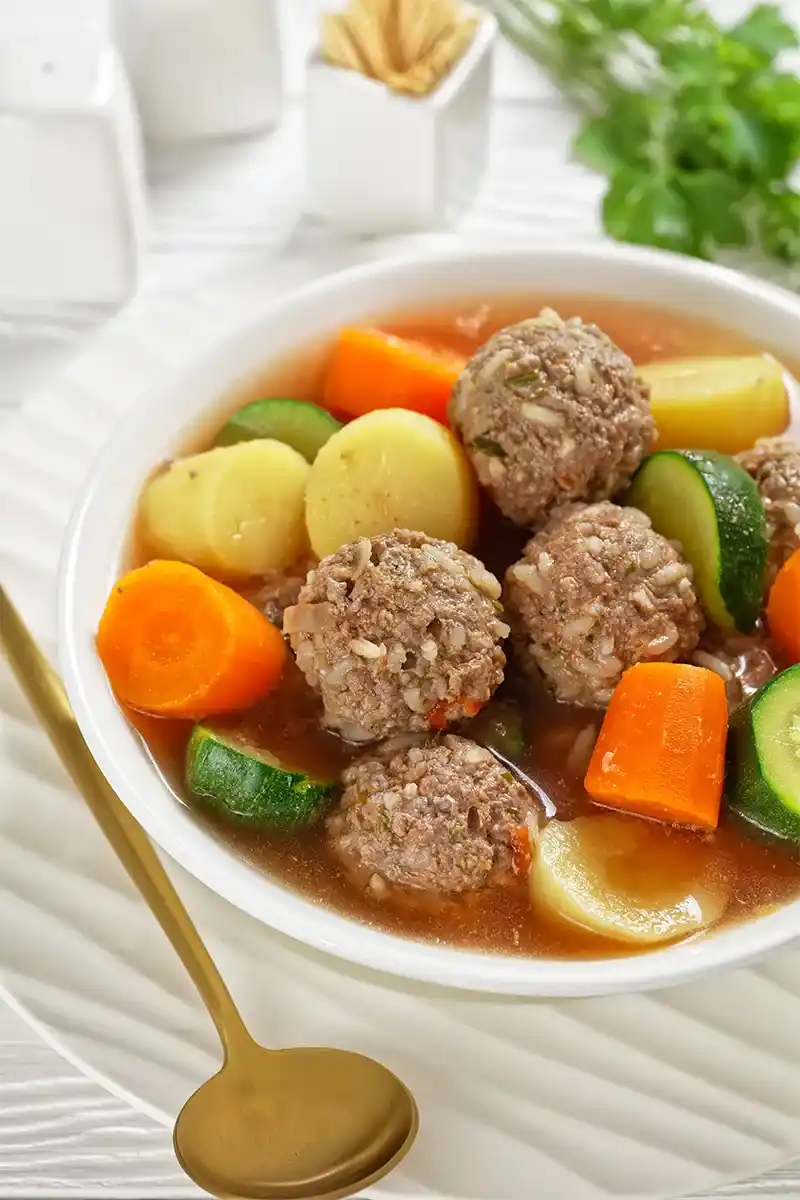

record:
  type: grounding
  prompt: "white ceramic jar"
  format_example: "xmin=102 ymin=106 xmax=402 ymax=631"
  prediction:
xmin=0 ymin=27 xmax=146 ymax=307
xmin=112 ymin=0 xmax=283 ymax=142
xmin=306 ymin=9 xmax=496 ymax=235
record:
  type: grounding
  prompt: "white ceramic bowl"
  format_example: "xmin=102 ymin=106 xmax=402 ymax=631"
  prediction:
xmin=59 ymin=244 xmax=800 ymax=996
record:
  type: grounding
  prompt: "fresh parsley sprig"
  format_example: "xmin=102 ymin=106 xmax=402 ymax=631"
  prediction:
xmin=495 ymin=0 xmax=800 ymax=265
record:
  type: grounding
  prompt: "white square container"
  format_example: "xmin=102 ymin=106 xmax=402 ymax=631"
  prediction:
xmin=112 ymin=0 xmax=283 ymax=143
xmin=0 ymin=30 xmax=146 ymax=307
xmin=306 ymin=10 xmax=496 ymax=235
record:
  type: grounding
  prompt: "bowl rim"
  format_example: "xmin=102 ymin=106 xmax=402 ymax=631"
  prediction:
xmin=59 ymin=241 xmax=800 ymax=997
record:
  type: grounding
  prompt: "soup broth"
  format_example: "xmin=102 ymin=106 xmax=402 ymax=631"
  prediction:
xmin=130 ymin=295 xmax=800 ymax=958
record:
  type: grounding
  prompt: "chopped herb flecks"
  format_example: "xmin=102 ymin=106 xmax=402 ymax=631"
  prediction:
xmin=471 ymin=436 xmax=508 ymax=458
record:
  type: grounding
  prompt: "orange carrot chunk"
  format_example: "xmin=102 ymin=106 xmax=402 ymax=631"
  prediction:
xmin=767 ymin=547 xmax=800 ymax=664
xmin=584 ymin=662 xmax=727 ymax=831
xmin=96 ymin=560 xmax=286 ymax=719
xmin=324 ymin=326 xmax=466 ymax=425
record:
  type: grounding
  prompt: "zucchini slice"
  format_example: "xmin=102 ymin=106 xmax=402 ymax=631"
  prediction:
xmin=186 ymin=724 xmax=336 ymax=831
xmin=215 ymin=398 xmax=342 ymax=462
xmin=629 ymin=449 xmax=767 ymax=632
xmin=470 ymin=701 xmax=526 ymax=761
xmin=727 ymin=666 xmax=800 ymax=842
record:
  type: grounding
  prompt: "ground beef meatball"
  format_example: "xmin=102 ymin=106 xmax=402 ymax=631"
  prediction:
xmin=284 ymin=530 xmax=508 ymax=742
xmin=255 ymin=558 xmax=314 ymax=626
xmin=504 ymin=502 xmax=704 ymax=707
xmin=328 ymin=735 xmax=536 ymax=893
xmin=736 ymin=437 xmax=800 ymax=584
xmin=450 ymin=308 xmax=653 ymax=527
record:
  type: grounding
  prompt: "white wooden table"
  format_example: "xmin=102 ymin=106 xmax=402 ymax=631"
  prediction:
xmin=3 ymin=2 xmax=800 ymax=1195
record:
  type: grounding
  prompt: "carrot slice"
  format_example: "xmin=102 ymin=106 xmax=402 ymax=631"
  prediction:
xmin=323 ymin=326 xmax=466 ymax=424
xmin=96 ymin=561 xmax=286 ymax=719
xmin=584 ymin=662 xmax=727 ymax=831
xmin=427 ymin=696 xmax=483 ymax=730
xmin=767 ymin=547 xmax=800 ymax=663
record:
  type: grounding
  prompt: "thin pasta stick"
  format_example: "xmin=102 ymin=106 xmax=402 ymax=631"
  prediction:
xmin=415 ymin=0 xmax=461 ymax=60
xmin=322 ymin=13 xmax=372 ymax=75
xmin=398 ymin=0 xmax=450 ymax=65
xmin=320 ymin=0 xmax=478 ymax=97
xmin=383 ymin=0 xmax=403 ymax=72
xmin=390 ymin=16 xmax=478 ymax=95
xmin=426 ymin=17 xmax=479 ymax=76
xmin=347 ymin=2 xmax=395 ymax=78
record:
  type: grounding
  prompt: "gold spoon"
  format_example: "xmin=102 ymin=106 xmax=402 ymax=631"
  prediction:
xmin=0 ymin=585 xmax=418 ymax=1200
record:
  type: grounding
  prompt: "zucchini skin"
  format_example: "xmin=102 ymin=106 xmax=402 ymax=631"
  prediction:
xmin=186 ymin=725 xmax=335 ymax=832
xmin=214 ymin=398 xmax=342 ymax=463
xmin=630 ymin=449 xmax=767 ymax=633
xmin=726 ymin=670 xmax=800 ymax=843
xmin=681 ymin=451 xmax=767 ymax=634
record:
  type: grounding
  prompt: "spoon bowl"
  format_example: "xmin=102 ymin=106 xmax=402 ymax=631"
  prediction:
xmin=175 ymin=1042 xmax=418 ymax=1199
xmin=0 ymin=585 xmax=418 ymax=1200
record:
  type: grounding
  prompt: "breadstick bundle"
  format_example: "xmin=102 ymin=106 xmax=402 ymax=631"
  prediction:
xmin=322 ymin=0 xmax=479 ymax=97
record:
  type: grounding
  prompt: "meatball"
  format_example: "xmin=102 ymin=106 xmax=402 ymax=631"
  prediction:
xmin=504 ymin=502 xmax=704 ymax=706
xmin=255 ymin=558 xmax=314 ymax=626
xmin=284 ymin=529 xmax=508 ymax=742
xmin=736 ymin=437 xmax=800 ymax=584
xmin=450 ymin=309 xmax=653 ymax=527
xmin=328 ymin=735 xmax=536 ymax=893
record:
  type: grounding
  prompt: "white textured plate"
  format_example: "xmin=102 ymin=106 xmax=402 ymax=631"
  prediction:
xmin=4 ymin=261 xmax=800 ymax=1200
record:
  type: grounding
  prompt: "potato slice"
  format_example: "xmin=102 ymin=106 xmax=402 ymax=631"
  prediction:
xmin=530 ymin=815 xmax=730 ymax=945
xmin=140 ymin=440 xmax=309 ymax=580
xmin=640 ymin=355 xmax=788 ymax=455
xmin=305 ymin=407 xmax=477 ymax=559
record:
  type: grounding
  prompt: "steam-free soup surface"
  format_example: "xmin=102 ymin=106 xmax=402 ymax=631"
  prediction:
xmin=132 ymin=295 xmax=800 ymax=958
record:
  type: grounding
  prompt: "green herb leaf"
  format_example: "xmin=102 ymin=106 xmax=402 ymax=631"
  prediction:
xmin=573 ymin=93 xmax=658 ymax=171
xmin=509 ymin=370 xmax=546 ymax=395
xmin=717 ymin=107 xmax=766 ymax=170
xmin=674 ymin=171 xmax=749 ymax=250
xmin=758 ymin=185 xmax=800 ymax=262
xmin=471 ymin=436 xmax=508 ymax=458
xmin=603 ymin=168 xmax=696 ymax=253
xmin=497 ymin=0 xmax=800 ymax=270
xmin=730 ymin=4 xmax=798 ymax=60
xmin=573 ymin=115 xmax=627 ymax=173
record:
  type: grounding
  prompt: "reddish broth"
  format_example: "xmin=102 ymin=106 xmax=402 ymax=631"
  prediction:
xmin=132 ymin=295 xmax=800 ymax=958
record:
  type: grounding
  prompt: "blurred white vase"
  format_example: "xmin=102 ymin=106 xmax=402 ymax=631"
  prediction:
xmin=0 ymin=0 xmax=146 ymax=307
xmin=112 ymin=0 xmax=283 ymax=142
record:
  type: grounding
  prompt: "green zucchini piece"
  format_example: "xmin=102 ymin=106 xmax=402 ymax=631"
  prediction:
xmin=214 ymin=398 xmax=342 ymax=462
xmin=727 ymin=666 xmax=800 ymax=842
xmin=629 ymin=449 xmax=767 ymax=633
xmin=186 ymin=724 xmax=336 ymax=831
xmin=471 ymin=702 xmax=526 ymax=760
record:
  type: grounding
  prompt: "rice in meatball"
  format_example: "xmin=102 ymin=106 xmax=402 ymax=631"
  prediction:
xmin=504 ymin=502 xmax=704 ymax=707
xmin=328 ymin=735 xmax=536 ymax=893
xmin=284 ymin=529 xmax=508 ymax=742
xmin=736 ymin=437 xmax=800 ymax=584
xmin=450 ymin=308 xmax=653 ymax=527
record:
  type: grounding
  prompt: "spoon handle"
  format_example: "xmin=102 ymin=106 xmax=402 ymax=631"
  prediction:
xmin=0 ymin=586 xmax=253 ymax=1060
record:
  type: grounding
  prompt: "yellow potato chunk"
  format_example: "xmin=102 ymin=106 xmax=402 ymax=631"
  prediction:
xmin=305 ymin=408 xmax=477 ymax=559
xmin=530 ymin=815 xmax=730 ymax=945
xmin=640 ymin=355 xmax=788 ymax=455
xmin=140 ymin=439 xmax=309 ymax=580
